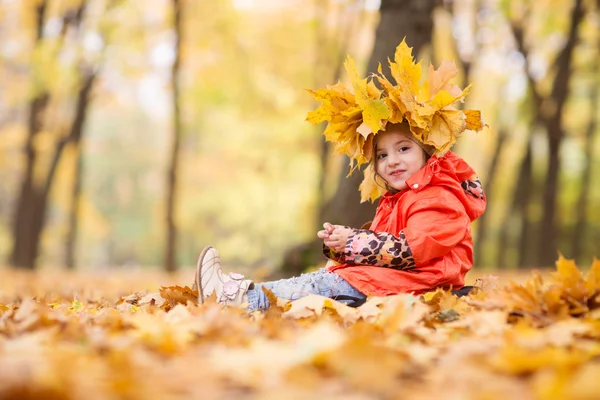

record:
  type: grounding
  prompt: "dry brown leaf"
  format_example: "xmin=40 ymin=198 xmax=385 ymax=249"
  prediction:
xmin=446 ymin=310 xmax=508 ymax=337
xmin=1 ymin=255 xmax=600 ymax=399
xmin=159 ymin=285 xmax=198 ymax=310
xmin=138 ymin=292 xmax=166 ymax=308
xmin=490 ymin=344 xmax=594 ymax=375
xmin=0 ymin=304 xmax=9 ymax=316
xmin=282 ymin=294 xmax=358 ymax=325
xmin=474 ymin=274 xmax=500 ymax=292
xmin=310 ymin=326 xmax=411 ymax=397
xmin=261 ymin=286 xmax=289 ymax=310
xmin=356 ymin=296 xmax=386 ymax=322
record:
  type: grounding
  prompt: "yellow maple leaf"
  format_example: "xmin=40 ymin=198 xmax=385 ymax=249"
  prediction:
xmin=552 ymin=254 xmax=583 ymax=286
xmin=282 ymin=294 xmax=358 ymax=324
xmin=429 ymin=86 xmax=469 ymax=110
xmin=159 ymin=285 xmax=198 ymax=310
xmin=375 ymin=40 xmax=485 ymax=157
xmin=551 ymin=254 xmax=594 ymax=314
xmin=584 ymin=258 xmax=600 ymax=292
xmin=358 ymin=163 xmax=387 ymax=203
xmin=501 ymin=256 xmax=600 ymax=323
xmin=305 ymin=82 xmax=355 ymax=125
xmin=464 ymin=109 xmax=486 ymax=131
xmin=377 ymin=66 xmax=405 ymax=124
xmin=491 ymin=344 xmax=592 ymax=375
xmin=425 ymin=60 xmax=462 ymax=99
xmin=424 ymin=109 xmax=465 ymax=154
xmin=307 ymin=57 xmax=390 ymax=172
xmin=389 ymin=38 xmax=422 ymax=96
xmin=345 ymin=56 xmax=390 ymax=135
xmin=69 ymin=299 xmax=84 ymax=312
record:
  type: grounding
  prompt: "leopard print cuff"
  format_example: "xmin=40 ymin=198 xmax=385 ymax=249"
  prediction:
xmin=461 ymin=177 xmax=484 ymax=200
xmin=341 ymin=229 xmax=416 ymax=270
xmin=323 ymin=245 xmax=344 ymax=262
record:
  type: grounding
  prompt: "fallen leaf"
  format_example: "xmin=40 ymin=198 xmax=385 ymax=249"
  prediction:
xmin=159 ymin=285 xmax=198 ymax=310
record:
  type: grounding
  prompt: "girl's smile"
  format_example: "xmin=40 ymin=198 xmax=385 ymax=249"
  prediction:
xmin=389 ymin=169 xmax=407 ymax=177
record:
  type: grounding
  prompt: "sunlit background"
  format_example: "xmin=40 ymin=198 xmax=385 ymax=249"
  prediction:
xmin=0 ymin=0 xmax=598 ymax=275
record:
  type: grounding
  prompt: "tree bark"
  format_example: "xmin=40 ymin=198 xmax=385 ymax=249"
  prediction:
xmin=508 ymin=0 xmax=584 ymax=267
xmin=322 ymin=0 xmax=436 ymax=228
xmin=65 ymin=143 xmax=83 ymax=269
xmin=165 ymin=0 xmax=183 ymax=272
xmin=315 ymin=0 xmax=365 ymax=223
xmin=474 ymin=129 xmax=507 ymax=265
xmin=33 ymin=73 xmax=95 ymax=271
xmin=571 ymin=35 xmax=599 ymax=260
xmin=63 ymin=73 xmax=96 ymax=269
xmin=516 ymin=140 xmax=535 ymax=268
xmin=10 ymin=1 xmax=48 ymax=269
xmin=279 ymin=0 xmax=436 ymax=276
xmin=538 ymin=0 xmax=584 ymax=267
xmin=445 ymin=0 xmax=480 ymax=93
xmin=496 ymin=136 xmax=533 ymax=268
xmin=505 ymin=28 xmax=540 ymax=268
xmin=64 ymin=1 xmax=119 ymax=269
xmin=10 ymin=1 xmax=88 ymax=269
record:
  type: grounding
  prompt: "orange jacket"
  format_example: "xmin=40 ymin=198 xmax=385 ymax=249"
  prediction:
xmin=327 ymin=151 xmax=486 ymax=296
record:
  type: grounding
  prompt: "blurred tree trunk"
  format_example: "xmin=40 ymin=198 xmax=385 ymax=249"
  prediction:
xmin=10 ymin=1 xmax=48 ymax=269
xmin=10 ymin=2 xmax=87 ymax=269
xmin=509 ymin=0 xmax=584 ymax=267
xmin=508 ymin=27 xmax=541 ymax=268
xmin=11 ymin=95 xmax=48 ymax=269
xmin=66 ymin=143 xmax=83 ymax=270
xmin=496 ymin=137 xmax=532 ymax=268
xmin=516 ymin=141 xmax=535 ymax=267
xmin=445 ymin=0 xmax=480 ymax=91
xmin=32 ymin=72 xmax=95 ymax=271
xmin=449 ymin=0 xmax=487 ymax=263
xmin=474 ymin=128 xmax=507 ymax=265
xmin=571 ymin=36 xmax=599 ymax=260
xmin=322 ymin=0 xmax=436 ymax=229
xmin=315 ymin=0 xmax=365 ymax=223
xmin=537 ymin=0 xmax=584 ymax=267
xmin=279 ymin=0 xmax=436 ymax=276
xmin=64 ymin=73 xmax=96 ymax=269
xmin=64 ymin=1 xmax=118 ymax=269
xmin=165 ymin=0 xmax=183 ymax=273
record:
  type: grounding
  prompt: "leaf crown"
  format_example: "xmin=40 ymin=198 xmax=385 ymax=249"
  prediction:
xmin=306 ymin=39 xmax=486 ymax=203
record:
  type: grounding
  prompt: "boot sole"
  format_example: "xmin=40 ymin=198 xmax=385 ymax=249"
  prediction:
xmin=195 ymin=246 xmax=213 ymax=305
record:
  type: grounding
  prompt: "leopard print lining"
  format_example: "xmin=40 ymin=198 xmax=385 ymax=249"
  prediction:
xmin=323 ymin=228 xmax=416 ymax=270
xmin=461 ymin=177 xmax=484 ymax=200
xmin=323 ymin=245 xmax=342 ymax=262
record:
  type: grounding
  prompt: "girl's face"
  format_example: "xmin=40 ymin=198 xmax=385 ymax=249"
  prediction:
xmin=375 ymin=129 xmax=428 ymax=192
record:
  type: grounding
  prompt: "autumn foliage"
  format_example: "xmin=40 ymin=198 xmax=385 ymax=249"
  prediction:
xmin=306 ymin=39 xmax=486 ymax=203
xmin=1 ymin=255 xmax=600 ymax=399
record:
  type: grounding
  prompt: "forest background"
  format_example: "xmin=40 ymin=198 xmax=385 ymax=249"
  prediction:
xmin=0 ymin=0 xmax=598 ymax=276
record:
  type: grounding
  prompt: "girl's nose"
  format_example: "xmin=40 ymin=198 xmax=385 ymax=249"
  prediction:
xmin=387 ymin=153 xmax=401 ymax=166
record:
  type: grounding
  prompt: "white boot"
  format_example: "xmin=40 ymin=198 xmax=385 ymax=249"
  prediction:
xmin=194 ymin=246 xmax=253 ymax=306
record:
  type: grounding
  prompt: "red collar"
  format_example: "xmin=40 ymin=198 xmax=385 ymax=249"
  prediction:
xmin=381 ymin=153 xmax=450 ymax=198
xmin=405 ymin=153 xmax=446 ymax=192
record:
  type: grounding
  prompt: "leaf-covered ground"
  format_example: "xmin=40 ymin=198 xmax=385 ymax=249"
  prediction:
xmin=1 ymin=257 xmax=599 ymax=400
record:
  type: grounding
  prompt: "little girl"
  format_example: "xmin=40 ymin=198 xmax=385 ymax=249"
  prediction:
xmin=193 ymin=40 xmax=487 ymax=311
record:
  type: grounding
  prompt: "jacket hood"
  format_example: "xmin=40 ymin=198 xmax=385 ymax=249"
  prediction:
xmin=402 ymin=151 xmax=486 ymax=221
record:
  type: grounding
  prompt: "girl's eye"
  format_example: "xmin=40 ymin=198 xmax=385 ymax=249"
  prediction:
xmin=377 ymin=153 xmax=387 ymax=160
xmin=399 ymin=146 xmax=409 ymax=152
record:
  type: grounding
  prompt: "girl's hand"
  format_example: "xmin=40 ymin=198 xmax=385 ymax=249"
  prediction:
xmin=317 ymin=222 xmax=336 ymax=239
xmin=323 ymin=226 xmax=353 ymax=252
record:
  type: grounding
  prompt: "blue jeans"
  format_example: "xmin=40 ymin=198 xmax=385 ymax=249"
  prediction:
xmin=246 ymin=268 xmax=366 ymax=311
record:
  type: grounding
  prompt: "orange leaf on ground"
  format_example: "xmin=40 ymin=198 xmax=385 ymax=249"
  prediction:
xmin=159 ymin=285 xmax=198 ymax=310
